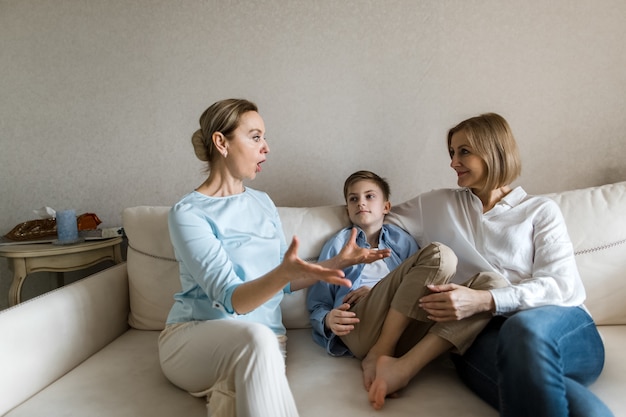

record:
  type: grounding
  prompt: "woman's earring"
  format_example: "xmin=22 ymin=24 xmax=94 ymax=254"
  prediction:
xmin=223 ymin=151 xmax=228 ymax=158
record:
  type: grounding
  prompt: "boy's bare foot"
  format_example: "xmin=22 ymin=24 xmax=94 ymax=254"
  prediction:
xmin=361 ymin=351 xmax=379 ymax=391
xmin=368 ymin=355 xmax=411 ymax=410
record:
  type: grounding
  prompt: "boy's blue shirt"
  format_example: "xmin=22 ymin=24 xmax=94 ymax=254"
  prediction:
xmin=306 ymin=224 xmax=419 ymax=356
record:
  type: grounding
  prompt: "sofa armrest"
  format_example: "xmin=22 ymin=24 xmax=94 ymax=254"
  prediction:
xmin=0 ymin=263 xmax=130 ymax=415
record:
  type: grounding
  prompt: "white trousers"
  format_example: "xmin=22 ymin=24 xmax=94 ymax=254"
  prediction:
xmin=158 ymin=319 xmax=298 ymax=417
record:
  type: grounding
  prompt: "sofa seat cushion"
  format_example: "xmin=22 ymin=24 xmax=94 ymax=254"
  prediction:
xmin=5 ymin=326 xmax=623 ymax=416
xmin=591 ymin=326 xmax=626 ymax=414
xmin=287 ymin=326 xmax=625 ymax=416
xmin=4 ymin=330 xmax=205 ymax=417
xmin=286 ymin=328 xmax=498 ymax=415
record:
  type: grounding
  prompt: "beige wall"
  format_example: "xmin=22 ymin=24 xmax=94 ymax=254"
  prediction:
xmin=1 ymin=0 xmax=625 ymax=309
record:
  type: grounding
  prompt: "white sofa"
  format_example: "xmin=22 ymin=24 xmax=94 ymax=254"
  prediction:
xmin=1 ymin=182 xmax=625 ymax=417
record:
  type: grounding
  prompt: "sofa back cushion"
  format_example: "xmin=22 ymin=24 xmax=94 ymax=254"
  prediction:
xmin=545 ymin=182 xmax=626 ymax=325
xmin=387 ymin=181 xmax=626 ymax=326
xmin=123 ymin=205 xmax=350 ymax=330
xmin=124 ymin=182 xmax=626 ymax=331
xmin=278 ymin=206 xmax=351 ymax=328
xmin=124 ymin=206 xmax=179 ymax=330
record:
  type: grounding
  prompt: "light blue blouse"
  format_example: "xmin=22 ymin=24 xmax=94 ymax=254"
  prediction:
xmin=165 ymin=188 xmax=289 ymax=335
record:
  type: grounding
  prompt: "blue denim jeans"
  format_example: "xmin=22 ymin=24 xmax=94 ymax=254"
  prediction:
xmin=451 ymin=306 xmax=614 ymax=417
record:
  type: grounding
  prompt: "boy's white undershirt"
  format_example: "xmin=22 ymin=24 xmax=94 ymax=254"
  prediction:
xmin=356 ymin=258 xmax=390 ymax=289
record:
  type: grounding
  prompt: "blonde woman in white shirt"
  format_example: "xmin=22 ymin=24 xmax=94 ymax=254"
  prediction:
xmin=384 ymin=113 xmax=613 ymax=417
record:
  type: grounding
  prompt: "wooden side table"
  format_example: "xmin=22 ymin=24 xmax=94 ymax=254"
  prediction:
xmin=0 ymin=237 xmax=123 ymax=307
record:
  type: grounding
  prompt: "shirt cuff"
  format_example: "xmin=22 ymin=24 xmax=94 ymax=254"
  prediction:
xmin=490 ymin=287 xmax=518 ymax=315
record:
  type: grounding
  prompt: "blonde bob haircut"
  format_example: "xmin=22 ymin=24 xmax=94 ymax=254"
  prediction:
xmin=447 ymin=113 xmax=522 ymax=191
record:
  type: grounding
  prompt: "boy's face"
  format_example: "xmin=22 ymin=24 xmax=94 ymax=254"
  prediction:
xmin=345 ymin=180 xmax=391 ymax=231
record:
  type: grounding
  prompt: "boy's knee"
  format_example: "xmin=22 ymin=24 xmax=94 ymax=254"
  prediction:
xmin=468 ymin=272 xmax=509 ymax=290
xmin=418 ymin=242 xmax=458 ymax=272
xmin=429 ymin=242 xmax=458 ymax=278
xmin=435 ymin=242 xmax=458 ymax=268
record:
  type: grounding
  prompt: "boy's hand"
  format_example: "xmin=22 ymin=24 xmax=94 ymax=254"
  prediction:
xmin=343 ymin=286 xmax=371 ymax=306
xmin=325 ymin=303 xmax=360 ymax=336
xmin=337 ymin=228 xmax=391 ymax=268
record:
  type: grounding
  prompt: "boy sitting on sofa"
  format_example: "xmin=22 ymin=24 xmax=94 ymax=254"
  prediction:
xmin=307 ymin=170 xmax=419 ymax=356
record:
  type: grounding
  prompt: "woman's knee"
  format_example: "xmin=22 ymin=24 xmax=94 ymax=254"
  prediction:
xmin=497 ymin=310 xmax=554 ymax=364
xmin=237 ymin=322 xmax=280 ymax=355
xmin=500 ymin=311 xmax=531 ymax=334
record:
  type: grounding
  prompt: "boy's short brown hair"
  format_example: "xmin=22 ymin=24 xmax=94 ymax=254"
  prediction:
xmin=343 ymin=170 xmax=391 ymax=202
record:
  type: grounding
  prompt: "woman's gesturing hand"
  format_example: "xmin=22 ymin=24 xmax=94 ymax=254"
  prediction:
xmin=336 ymin=228 xmax=391 ymax=269
xmin=418 ymin=284 xmax=495 ymax=321
xmin=284 ymin=236 xmax=352 ymax=291
xmin=325 ymin=303 xmax=359 ymax=336
xmin=234 ymin=236 xmax=351 ymax=313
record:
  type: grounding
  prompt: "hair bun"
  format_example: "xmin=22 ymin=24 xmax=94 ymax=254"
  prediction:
xmin=191 ymin=129 xmax=209 ymax=161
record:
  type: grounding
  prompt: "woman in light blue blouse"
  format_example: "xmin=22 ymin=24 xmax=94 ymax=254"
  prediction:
xmin=157 ymin=99 xmax=388 ymax=417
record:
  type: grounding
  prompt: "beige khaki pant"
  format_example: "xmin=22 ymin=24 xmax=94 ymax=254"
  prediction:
xmin=158 ymin=320 xmax=297 ymax=417
xmin=340 ymin=242 xmax=508 ymax=358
